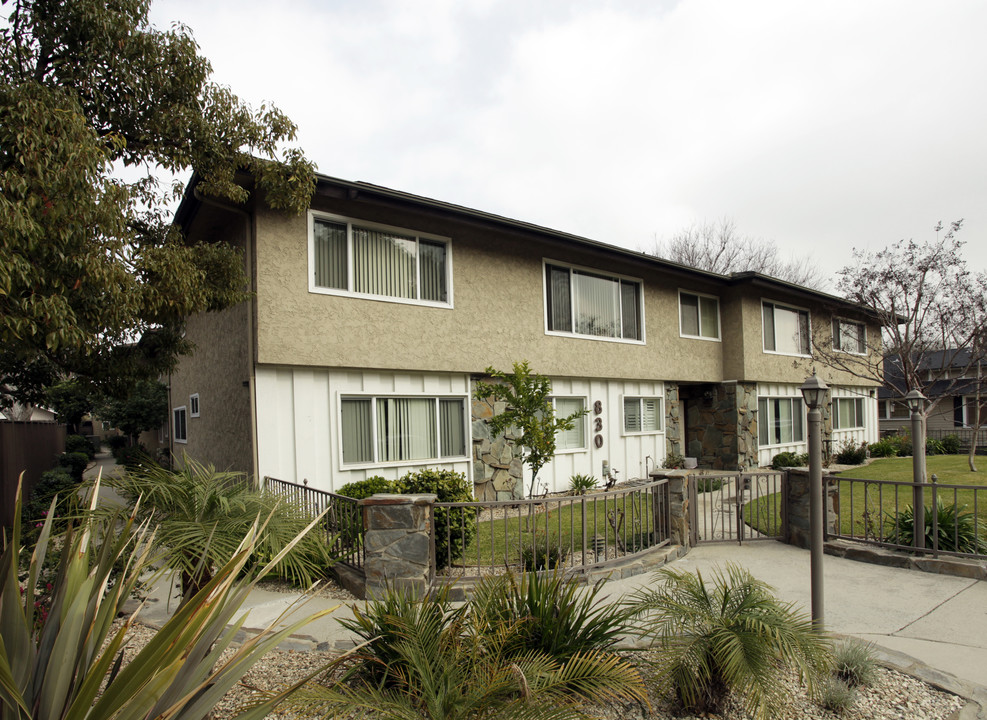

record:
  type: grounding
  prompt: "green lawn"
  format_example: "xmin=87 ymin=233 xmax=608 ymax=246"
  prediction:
xmin=443 ymin=492 xmax=663 ymax=571
xmin=744 ymin=456 xmax=987 ymax=542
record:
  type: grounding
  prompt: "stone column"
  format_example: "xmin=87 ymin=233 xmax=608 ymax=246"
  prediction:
xmin=658 ymin=470 xmax=691 ymax=548
xmin=360 ymin=493 xmax=436 ymax=599
xmin=784 ymin=469 xmax=838 ymax=549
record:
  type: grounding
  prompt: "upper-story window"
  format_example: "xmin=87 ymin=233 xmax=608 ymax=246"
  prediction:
xmin=545 ymin=262 xmax=643 ymax=342
xmin=310 ymin=213 xmax=451 ymax=306
xmin=762 ymin=301 xmax=810 ymax=356
xmin=679 ymin=291 xmax=720 ymax=340
xmin=832 ymin=318 xmax=866 ymax=354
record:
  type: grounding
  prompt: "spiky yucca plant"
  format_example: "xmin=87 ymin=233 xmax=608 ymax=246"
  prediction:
xmin=283 ymin=582 xmax=646 ymax=720
xmin=626 ymin=564 xmax=831 ymax=720
xmin=0 ymin=477 xmax=337 ymax=720
xmin=98 ymin=457 xmax=332 ymax=599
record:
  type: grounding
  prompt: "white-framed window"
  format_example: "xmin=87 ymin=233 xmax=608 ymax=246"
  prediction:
xmin=173 ymin=406 xmax=187 ymax=444
xmin=623 ymin=396 xmax=663 ymax=434
xmin=762 ymin=301 xmax=810 ymax=356
xmin=189 ymin=393 xmax=200 ymax=418
xmin=339 ymin=395 xmax=467 ymax=466
xmin=678 ymin=291 xmax=720 ymax=340
xmin=832 ymin=318 xmax=866 ymax=354
xmin=833 ymin=397 xmax=865 ymax=429
xmin=551 ymin=397 xmax=587 ymax=451
xmin=309 ymin=212 xmax=451 ymax=306
xmin=544 ymin=261 xmax=643 ymax=342
xmin=757 ymin=397 xmax=804 ymax=446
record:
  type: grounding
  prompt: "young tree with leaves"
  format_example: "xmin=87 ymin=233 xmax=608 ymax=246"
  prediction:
xmin=814 ymin=221 xmax=987 ymax=470
xmin=0 ymin=0 xmax=316 ymax=405
xmin=99 ymin=378 xmax=168 ymax=444
xmin=474 ymin=361 xmax=587 ymax=498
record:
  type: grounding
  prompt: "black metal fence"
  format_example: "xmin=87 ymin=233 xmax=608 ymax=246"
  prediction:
xmin=433 ymin=478 xmax=671 ymax=581
xmin=833 ymin=475 xmax=986 ymax=559
xmin=264 ymin=476 xmax=364 ymax=570
xmin=690 ymin=471 xmax=787 ymax=545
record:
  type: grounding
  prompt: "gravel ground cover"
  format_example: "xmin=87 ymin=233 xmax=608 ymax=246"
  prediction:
xmin=116 ymin=622 xmax=963 ymax=720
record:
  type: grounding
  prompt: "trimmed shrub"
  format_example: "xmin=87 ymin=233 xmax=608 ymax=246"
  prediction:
xmin=771 ymin=451 xmax=809 ymax=469
xmin=834 ymin=440 xmax=867 ymax=465
xmin=114 ymin=444 xmax=154 ymax=470
xmin=65 ymin=434 xmax=97 ymax=459
xmin=107 ymin=434 xmax=129 ymax=454
xmin=337 ymin=476 xmax=393 ymax=499
xmin=939 ymin=434 xmax=962 ymax=455
xmin=58 ymin=451 xmax=90 ymax=482
xmin=867 ymin=436 xmax=900 ymax=458
xmin=394 ymin=468 xmax=477 ymax=569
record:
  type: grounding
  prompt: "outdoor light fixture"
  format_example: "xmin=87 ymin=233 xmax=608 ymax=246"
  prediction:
xmin=800 ymin=373 xmax=829 ymax=410
xmin=904 ymin=389 xmax=928 ymax=414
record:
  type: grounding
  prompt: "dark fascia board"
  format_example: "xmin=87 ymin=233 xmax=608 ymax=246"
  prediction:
xmin=315 ymin=173 xmax=730 ymax=284
xmin=727 ymin=271 xmax=884 ymax=322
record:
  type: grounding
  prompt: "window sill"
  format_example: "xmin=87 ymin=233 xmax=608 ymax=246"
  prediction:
xmin=545 ymin=330 xmax=646 ymax=345
xmin=679 ymin=334 xmax=721 ymax=342
xmin=762 ymin=349 xmax=812 ymax=359
xmin=621 ymin=430 xmax=665 ymax=437
xmin=309 ymin=285 xmax=453 ymax=310
xmin=340 ymin=456 xmax=468 ymax=471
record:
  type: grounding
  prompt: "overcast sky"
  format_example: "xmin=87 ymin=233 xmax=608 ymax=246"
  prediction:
xmin=150 ymin=0 xmax=987 ymax=289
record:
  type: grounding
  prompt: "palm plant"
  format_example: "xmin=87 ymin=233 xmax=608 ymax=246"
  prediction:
xmin=626 ymin=564 xmax=831 ymax=720
xmin=98 ymin=457 xmax=332 ymax=599
xmin=287 ymin=582 xmax=646 ymax=720
xmin=0 ymin=477 xmax=338 ymax=720
xmin=470 ymin=569 xmax=630 ymax=662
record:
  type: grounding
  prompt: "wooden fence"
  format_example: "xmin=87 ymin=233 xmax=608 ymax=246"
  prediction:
xmin=0 ymin=422 xmax=66 ymax=529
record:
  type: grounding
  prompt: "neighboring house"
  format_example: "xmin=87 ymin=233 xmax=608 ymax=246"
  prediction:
xmin=166 ymin=173 xmax=883 ymax=498
xmin=0 ymin=405 xmax=56 ymax=423
xmin=879 ymin=350 xmax=987 ymax=436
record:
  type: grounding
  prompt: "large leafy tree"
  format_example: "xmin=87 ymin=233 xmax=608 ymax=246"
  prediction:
xmin=0 ymin=0 xmax=316 ymax=406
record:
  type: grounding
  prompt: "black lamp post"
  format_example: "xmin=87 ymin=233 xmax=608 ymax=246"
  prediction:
xmin=800 ymin=373 xmax=828 ymax=628
xmin=904 ymin=389 xmax=929 ymax=549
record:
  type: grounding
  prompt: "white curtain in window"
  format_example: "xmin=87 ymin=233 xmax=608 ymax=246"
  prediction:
xmin=341 ymin=398 xmax=373 ymax=463
xmin=377 ymin=398 xmax=435 ymax=461
xmin=699 ymin=296 xmax=719 ymax=338
xmin=313 ymin=219 xmax=347 ymax=289
xmin=546 ymin=265 xmax=572 ymax=332
xmin=555 ymin=398 xmax=585 ymax=449
xmin=439 ymin=399 xmax=465 ymax=457
xmin=680 ymin=294 xmax=700 ymax=336
xmin=419 ymin=241 xmax=447 ymax=302
xmin=353 ymin=227 xmax=417 ymax=299
xmin=573 ymin=272 xmax=619 ymax=337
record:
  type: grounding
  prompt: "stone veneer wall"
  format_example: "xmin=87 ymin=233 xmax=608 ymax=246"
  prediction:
xmin=471 ymin=380 xmax=525 ymax=501
xmin=683 ymin=381 xmax=759 ymax=471
xmin=665 ymin=383 xmax=682 ymax=458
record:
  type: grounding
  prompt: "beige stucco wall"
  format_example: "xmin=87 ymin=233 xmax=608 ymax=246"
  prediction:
xmin=252 ymin=200 xmax=736 ymax=382
xmin=730 ymin=293 xmax=882 ymax=388
xmin=168 ymin=212 xmax=254 ymax=475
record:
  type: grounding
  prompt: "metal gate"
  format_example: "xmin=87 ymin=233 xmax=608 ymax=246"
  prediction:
xmin=689 ymin=471 xmax=787 ymax=545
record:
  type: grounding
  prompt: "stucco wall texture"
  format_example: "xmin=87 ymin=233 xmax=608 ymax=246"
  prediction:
xmin=251 ymin=196 xmax=880 ymax=390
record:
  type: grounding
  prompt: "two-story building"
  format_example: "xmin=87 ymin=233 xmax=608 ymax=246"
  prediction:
xmin=166 ymin=173 xmax=883 ymax=498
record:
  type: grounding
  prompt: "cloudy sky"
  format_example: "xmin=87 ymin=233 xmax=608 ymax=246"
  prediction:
xmin=151 ymin=0 xmax=987 ymax=288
